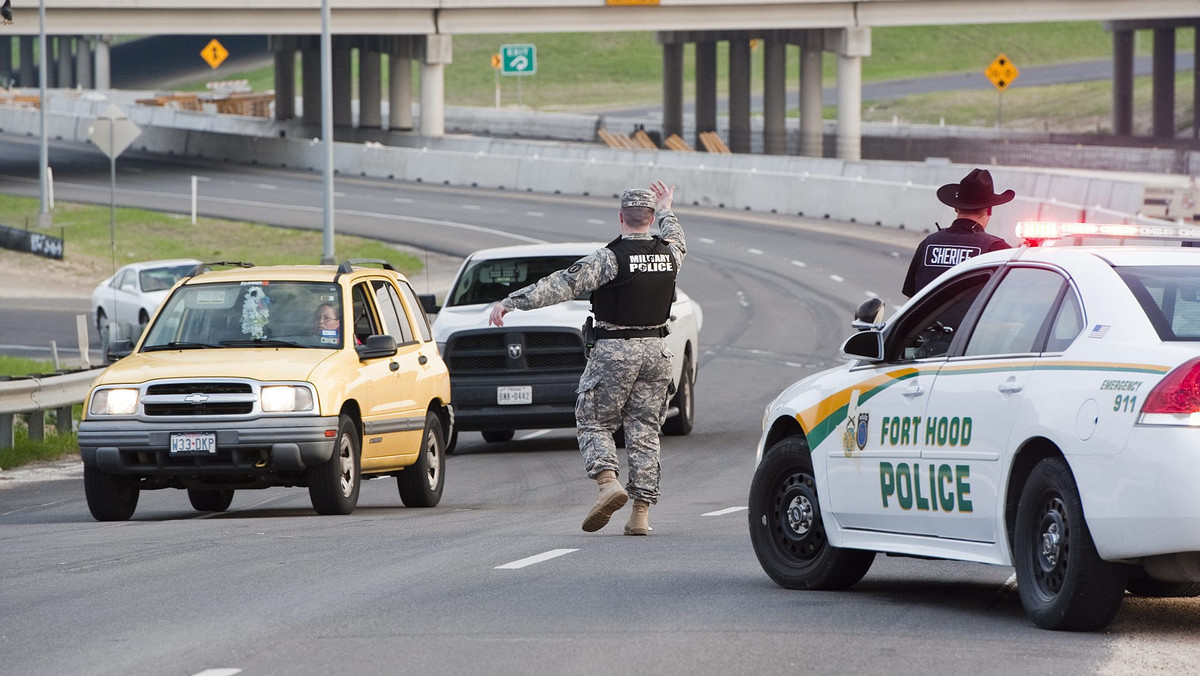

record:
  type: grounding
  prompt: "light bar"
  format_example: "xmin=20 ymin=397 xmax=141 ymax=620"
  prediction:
xmin=1015 ymin=221 xmax=1200 ymax=243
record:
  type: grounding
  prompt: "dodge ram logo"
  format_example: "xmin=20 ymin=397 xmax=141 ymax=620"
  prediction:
xmin=507 ymin=343 xmax=522 ymax=359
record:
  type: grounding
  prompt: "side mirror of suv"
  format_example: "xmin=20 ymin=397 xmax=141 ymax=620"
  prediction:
xmin=106 ymin=339 xmax=134 ymax=363
xmin=356 ymin=334 xmax=398 ymax=361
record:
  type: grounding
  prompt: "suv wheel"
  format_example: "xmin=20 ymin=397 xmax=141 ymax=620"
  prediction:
xmin=481 ymin=430 xmax=514 ymax=443
xmin=188 ymin=488 xmax=235 ymax=512
xmin=398 ymin=412 xmax=445 ymax=508
xmin=84 ymin=465 xmax=139 ymax=521
xmin=308 ymin=414 xmax=361 ymax=515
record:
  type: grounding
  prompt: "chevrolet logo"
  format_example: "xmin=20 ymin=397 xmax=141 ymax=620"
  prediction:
xmin=184 ymin=393 xmax=210 ymax=404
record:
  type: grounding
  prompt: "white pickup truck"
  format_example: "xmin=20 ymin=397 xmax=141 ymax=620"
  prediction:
xmin=427 ymin=242 xmax=702 ymax=451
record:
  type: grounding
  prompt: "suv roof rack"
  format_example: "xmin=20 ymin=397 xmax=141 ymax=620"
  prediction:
xmin=337 ymin=258 xmax=396 ymax=274
xmin=187 ymin=261 xmax=255 ymax=278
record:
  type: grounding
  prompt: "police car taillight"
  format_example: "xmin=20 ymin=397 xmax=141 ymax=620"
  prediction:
xmin=1015 ymin=221 xmax=1200 ymax=247
xmin=1140 ymin=356 xmax=1200 ymax=425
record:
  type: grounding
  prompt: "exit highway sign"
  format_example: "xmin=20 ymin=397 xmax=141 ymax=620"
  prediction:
xmin=985 ymin=53 xmax=1019 ymax=92
xmin=500 ymin=44 xmax=536 ymax=76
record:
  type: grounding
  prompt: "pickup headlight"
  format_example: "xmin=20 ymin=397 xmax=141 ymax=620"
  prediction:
xmin=89 ymin=388 xmax=140 ymax=416
xmin=261 ymin=385 xmax=315 ymax=413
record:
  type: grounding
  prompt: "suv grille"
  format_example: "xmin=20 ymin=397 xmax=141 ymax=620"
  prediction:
xmin=142 ymin=380 xmax=257 ymax=417
xmin=444 ymin=329 xmax=585 ymax=374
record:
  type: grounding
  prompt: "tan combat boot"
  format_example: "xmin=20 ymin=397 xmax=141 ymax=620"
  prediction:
xmin=624 ymin=500 xmax=650 ymax=536
xmin=581 ymin=470 xmax=628 ymax=532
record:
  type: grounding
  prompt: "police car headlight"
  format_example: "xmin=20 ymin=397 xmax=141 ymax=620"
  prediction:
xmin=89 ymin=388 xmax=139 ymax=416
xmin=261 ymin=385 xmax=314 ymax=413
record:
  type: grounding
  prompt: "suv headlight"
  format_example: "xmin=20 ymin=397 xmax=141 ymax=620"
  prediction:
xmin=261 ymin=385 xmax=315 ymax=412
xmin=89 ymin=388 xmax=140 ymax=416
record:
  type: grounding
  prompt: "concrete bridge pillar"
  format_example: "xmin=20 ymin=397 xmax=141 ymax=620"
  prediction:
xmin=660 ymin=38 xmax=684 ymax=143
xmin=19 ymin=37 xmax=34 ymax=88
xmin=358 ymin=42 xmax=382 ymax=129
xmin=763 ymin=35 xmax=786 ymax=155
xmin=694 ymin=39 xmax=717 ymax=150
xmin=0 ymin=38 xmax=11 ymax=87
xmin=271 ymin=36 xmax=297 ymax=121
xmin=333 ymin=38 xmax=353 ymax=128
xmin=75 ymin=36 xmax=92 ymax=89
xmin=829 ymin=26 xmax=870 ymax=161
xmin=302 ymin=44 xmax=321 ymax=126
xmin=389 ymin=54 xmax=413 ymax=131
xmin=93 ymin=36 xmax=110 ymax=89
xmin=1112 ymin=28 xmax=1134 ymax=136
xmin=728 ymin=36 xmax=752 ymax=153
xmin=55 ymin=37 xmax=73 ymax=88
xmin=419 ymin=34 xmax=452 ymax=137
xmin=799 ymin=30 xmax=824 ymax=157
xmin=1152 ymin=27 xmax=1176 ymax=140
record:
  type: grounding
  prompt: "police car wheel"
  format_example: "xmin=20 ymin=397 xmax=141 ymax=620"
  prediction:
xmin=308 ymin=414 xmax=362 ymax=515
xmin=748 ymin=436 xmax=875 ymax=590
xmin=1126 ymin=576 xmax=1200 ymax=598
xmin=662 ymin=355 xmax=694 ymax=436
xmin=1014 ymin=457 xmax=1127 ymax=631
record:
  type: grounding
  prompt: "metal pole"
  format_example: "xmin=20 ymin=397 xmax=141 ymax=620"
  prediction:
xmin=109 ymin=122 xmax=116 ymax=275
xmin=38 ymin=0 xmax=49 ymax=226
xmin=320 ymin=0 xmax=335 ymax=264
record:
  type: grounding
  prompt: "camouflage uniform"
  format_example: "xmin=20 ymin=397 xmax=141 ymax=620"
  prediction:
xmin=501 ymin=209 xmax=686 ymax=504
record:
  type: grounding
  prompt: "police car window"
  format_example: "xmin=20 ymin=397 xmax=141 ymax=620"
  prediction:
xmin=372 ymin=279 xmax=416 ymax=345
xmin=889 ymin=272 xmax=992 ymax=361
xmin=964 ymin=268 xmax=1065 ymax=357
xmin=1118 ymin=265 xmax=1200 ymax=341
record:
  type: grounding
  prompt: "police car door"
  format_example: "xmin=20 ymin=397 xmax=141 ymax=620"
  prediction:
xmin=921 ymin=265 xmax=1070 ymax=543
xmin=825 ymin=270 xmax=993 ymax=535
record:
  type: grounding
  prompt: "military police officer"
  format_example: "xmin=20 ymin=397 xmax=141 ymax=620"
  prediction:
xmin=902 ymin=168 xmax=1014 ymax=298
xmin=488 ymin=180 xmax=685 ymax=536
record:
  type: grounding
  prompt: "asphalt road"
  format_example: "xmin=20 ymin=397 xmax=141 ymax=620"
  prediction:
xmin=2 ymin=135 xmax=1199 ymax=674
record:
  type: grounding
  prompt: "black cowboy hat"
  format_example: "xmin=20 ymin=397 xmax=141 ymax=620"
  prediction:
xmin=936 ymin=168 xmax=1015 ymax=210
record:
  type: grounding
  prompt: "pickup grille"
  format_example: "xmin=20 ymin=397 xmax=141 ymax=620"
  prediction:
xmin=444 ymin=328 xmax=585 ymax=374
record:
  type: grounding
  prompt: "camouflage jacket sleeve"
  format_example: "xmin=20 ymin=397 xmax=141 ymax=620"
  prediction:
xmin=657 ymin=208 xmax=687 ymax=267
xmin=501 ymin=249 xmax=618 ymax=311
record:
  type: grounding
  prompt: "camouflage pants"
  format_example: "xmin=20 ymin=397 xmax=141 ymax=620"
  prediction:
xmin=575 ymin=337 xmax=673 ymax=504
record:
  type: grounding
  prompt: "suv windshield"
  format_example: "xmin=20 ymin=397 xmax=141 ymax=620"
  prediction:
xmin=446 ymin=255 xmax=588 ymax=307
xmin=142 ymin=281 xmax=345 ymax=350
xmin=1118 ymin=265 xmax=1200 ymax=341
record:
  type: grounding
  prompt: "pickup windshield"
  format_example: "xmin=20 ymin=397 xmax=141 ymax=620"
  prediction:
xmin=446 ymin=255 xmax=589 ymax=307
xmin=141 ymin=281 xmax=346 ymax=350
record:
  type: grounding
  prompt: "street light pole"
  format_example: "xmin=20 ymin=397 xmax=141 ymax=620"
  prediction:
xmin=320 ymin=0 xmax=334 ymax=264
xmin=38 ymin=0 xmax=49 ymax=226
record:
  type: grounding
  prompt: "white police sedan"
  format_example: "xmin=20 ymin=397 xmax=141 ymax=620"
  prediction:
xmin=91 ymin=258 xmax=201 ymax=334
xmin=749 ymin=221 xmax=1200 ymax=631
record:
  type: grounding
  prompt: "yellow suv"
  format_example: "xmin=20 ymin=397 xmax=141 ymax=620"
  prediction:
xmin=77 ymin=260 xmax=453 ymax=521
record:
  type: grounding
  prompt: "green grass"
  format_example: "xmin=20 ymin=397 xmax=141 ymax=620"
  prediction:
xmin=185 ymin=22 xmax=1192 ymax=126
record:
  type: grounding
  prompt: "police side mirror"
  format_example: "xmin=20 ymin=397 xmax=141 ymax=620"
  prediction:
xmin=851 ymin=298 xmax=886 ymax=331
xmin=356 ymin=334 xmax=398 ymax=360
xmin=106 ymin=339 xmax=134 ymax=363
xmin=841 ymin=331 xmax=883 ymax=362
xmin=418 ymin=293 xmax=441 ymax=315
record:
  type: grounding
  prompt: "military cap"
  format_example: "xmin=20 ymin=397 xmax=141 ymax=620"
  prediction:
xmin=620 ymin=188 xmax=656 ymax=209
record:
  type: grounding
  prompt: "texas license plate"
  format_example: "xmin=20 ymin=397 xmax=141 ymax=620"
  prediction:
xmin=497 ymin=385 xmax=533 ymax=405
xmin=170 ymin=432 xmax=217 ymax=455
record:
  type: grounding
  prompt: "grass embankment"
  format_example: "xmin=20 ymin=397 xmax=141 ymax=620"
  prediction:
xmin=0 ymin=195 xmax=425 ymax=471
xmin=188 ymin=22 xmax=1194 ymax=134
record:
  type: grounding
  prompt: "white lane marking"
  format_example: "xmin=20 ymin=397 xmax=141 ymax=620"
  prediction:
xmin=393 ymin=197 xmax=413 ymax=204
xmin=496 ymin=549 xmax=578 ymax=570
xmin=865 ymin=291 xmax=878 ymax=298
xmin=338 ymin=209 xmax=546 ymax=244
xmin=254 ymin=184 xmax=276 ymax=190
xmin=462 ymin=204 xmax=482 ymax=210
xmin=737 ymin=291 xmax=749 ymax=308
xmin=518 ymin=430 xmax=551 ymax=440
xmin=830 ymin=274 xmax=845 ymax=283
xmin=191 ymin=669 xmax=242 ymax=676
xmin=586 ymin=218 xmax=606 ymax=225
xmin=526 ymin=211 xmax=544 ymax=217
xmin=702 ymin=506 xmax=748 ymax=517
xmin=790 ymin=260 xmax=807 ymax=268
xmin=699 ymin=237 xmax=715 ymax=244
xmin=747 ymin=248 xmax=764 ymax=255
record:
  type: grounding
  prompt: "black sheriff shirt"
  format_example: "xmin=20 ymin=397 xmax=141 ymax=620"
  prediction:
xmin=902 ymin=219 xmax=1010 ymax=297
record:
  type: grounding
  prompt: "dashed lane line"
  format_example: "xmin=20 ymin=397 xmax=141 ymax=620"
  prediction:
xmin=496 ymin=549 xmax=578 ymax=570
xmin=702 ymin=506 xmax=748 ymax=517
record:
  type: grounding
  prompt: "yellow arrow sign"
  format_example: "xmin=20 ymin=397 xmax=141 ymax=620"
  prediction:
xmin=201 ymin=39 xmax=229 ymax=69
xmin=985 ymin=53 xmax=1019 ymax=92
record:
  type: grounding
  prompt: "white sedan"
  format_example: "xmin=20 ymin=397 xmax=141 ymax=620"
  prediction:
xmin=749 ymin=221 xmax=1200 ymax=632
xmin=91 ymin=259 xmax=201 ymax=334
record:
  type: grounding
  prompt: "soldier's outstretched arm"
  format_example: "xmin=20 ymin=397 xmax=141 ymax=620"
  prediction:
xmin=651 ymin=180 xmax=686 ymax=264
xmin=500 ymin=249 xmax=617 ymax=314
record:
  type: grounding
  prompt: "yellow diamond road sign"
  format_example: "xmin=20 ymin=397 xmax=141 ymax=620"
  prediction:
xmin=202 ymin=39 xmax=229 ymax=69
xmin=986 ymin=53 xmax=1019 ymax=92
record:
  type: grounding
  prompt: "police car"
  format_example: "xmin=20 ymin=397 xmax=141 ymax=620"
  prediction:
xmin=749 ymin=221 xmax=1200 ymax=631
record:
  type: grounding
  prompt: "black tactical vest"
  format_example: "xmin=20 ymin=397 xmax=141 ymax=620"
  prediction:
xmin=591 ymin=236 xmax=678 ymax=327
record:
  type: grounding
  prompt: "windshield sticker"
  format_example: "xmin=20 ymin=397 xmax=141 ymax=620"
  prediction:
xmin=195 ymin=288 xmax=229 ymax=305
xmin=320 ymin=328 xmax=339 ymax=345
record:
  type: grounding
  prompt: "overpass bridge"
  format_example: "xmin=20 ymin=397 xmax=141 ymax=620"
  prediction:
xmin=2 ymin=1 xmax=1200 ymax=159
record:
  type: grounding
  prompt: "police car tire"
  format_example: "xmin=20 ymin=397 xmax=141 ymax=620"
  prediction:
xmin=482 ymin=430 xmax=515 ymax=443
xmin=661 ymin=356 xmax=694 ymax=437
xmin=308 ymin=414 xmax=362 ymax=516
xmin=397 ymin=412 xmax=446 ymax=508
xmin=1014 ymin=457 xmax=1127 ymax=631
xmin=1125 ymin=576 xmax=1200 ymax=598
xmin=748 ymin=436 xmax=875 ymax=590
xmin=187 ymin=488 xmax=234 ymax=512
xmin=84 ymin=465 xmax=139 ymax=522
